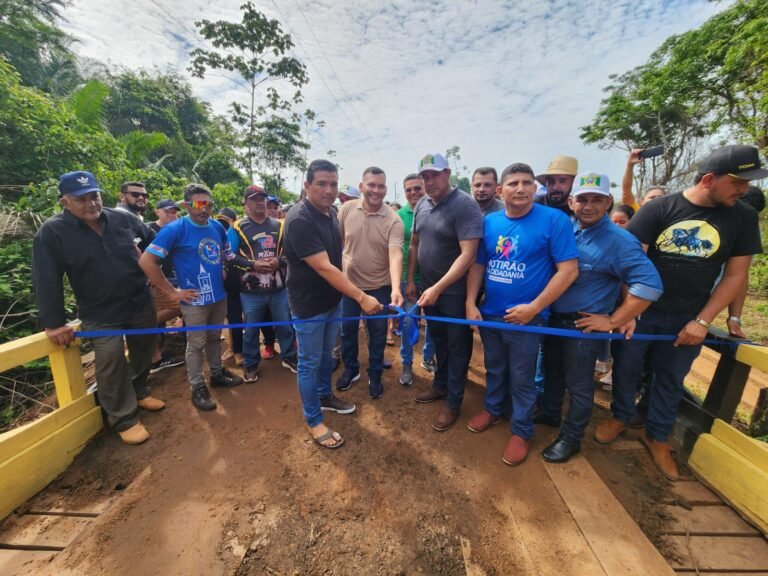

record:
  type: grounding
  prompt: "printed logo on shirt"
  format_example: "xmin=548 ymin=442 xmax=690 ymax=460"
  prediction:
xmin=495 ymin=234 xmax=519 ymax=260
xmin=148 ymin=243 xmax=168 ymax=257
xmin=656 ymin=220 xmax=720 ymax=259
xmin=198 ymin=238 xmax=222 ymax=265
xmin=188 ymin=264 xmax=214 ymax=305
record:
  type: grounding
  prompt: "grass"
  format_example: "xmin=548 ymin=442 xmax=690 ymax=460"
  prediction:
xmin=713 ymin=291 xmax=768 ymax=345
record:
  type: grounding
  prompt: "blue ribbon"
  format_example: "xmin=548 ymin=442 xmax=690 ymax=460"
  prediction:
xmin=73 ymin=304 xmax=761 ymax=348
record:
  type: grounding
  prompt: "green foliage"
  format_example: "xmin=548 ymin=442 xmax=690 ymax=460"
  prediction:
xmin=0 ymin=240 xmax=38 ymax=342
xmin=67 ymin=80 xmax=109 ymax=130
xmin=749 ymin=208 xmax=768 ymax=297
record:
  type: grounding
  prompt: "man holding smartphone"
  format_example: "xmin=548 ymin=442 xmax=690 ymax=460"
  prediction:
xmin=622 ymin=147 xmax=668 ymax=211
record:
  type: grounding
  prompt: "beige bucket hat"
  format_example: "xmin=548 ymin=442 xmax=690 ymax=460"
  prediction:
xmin=536 ymin=155 xmax=578 ymax=184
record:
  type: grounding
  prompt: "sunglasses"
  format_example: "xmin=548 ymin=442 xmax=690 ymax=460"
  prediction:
xmin=187 ymin=199 xmax=213 ymax=210
xmin=128 ymin=191 xmax=149 ymax=199
xmin=405 ymin=186 xmax=423 ymax=193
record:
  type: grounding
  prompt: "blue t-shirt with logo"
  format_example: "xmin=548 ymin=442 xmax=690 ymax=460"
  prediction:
xmin=147 ymin=216 xmax=229 ymax=306
xmin=477 ymin=204 xmax=578 ymax=320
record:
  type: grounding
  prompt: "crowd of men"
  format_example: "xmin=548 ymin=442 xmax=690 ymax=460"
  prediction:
xmin=32 ymin=144 xmax=765 ymax=481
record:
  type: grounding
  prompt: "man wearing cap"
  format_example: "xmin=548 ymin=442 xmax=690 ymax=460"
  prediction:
xmin=336 ymin=167 xmax=404 ymax=398
xmin=140 ymin=183 xmax=243 ymax=412
xmin=406 ymin=153 xmax=484 ymax=431
xmin=147 ymin=199 xmax=184 ymax=374
xmin=266 ymin=195 xmax=281 ymax=219
xmin=228 ymin=185 xmax=298 ymax=382
xmin=595 ymin=145 xmax=765 ymax=481
xmin=465 ymin=162 xmax=579 ymax=465
xmin=338 ymin=185 xmax=360 ymax=204
xmin=116 ymin=181 xmax=150 ymax=220
xmin=471 ymin=167 xmax=504 ymax=216
xmin=535 ymin=172 xmax=662 ymax=464
xmin=397 ymin=173 xmax=436 ymax=385
xmin=535 ymin=155 xmax=579 ymax=216
xmin=32 ymin=171 xmax=165 ymax=445
xmin=283 ymin=159 xmax=384 ymax=449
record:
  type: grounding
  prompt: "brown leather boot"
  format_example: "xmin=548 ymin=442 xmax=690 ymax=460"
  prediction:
xmin=467 ymin=410 xmax=502 ymax=433
xmin=118 ymin=422 xmax=150 ymax=445
xmin=414 ymin=387 xmax=447 ymax=403
xmin=641 ymin=436 xmax=679 ymax=481
xmin=137 ymin=395 xmax=165 ymax=411
xmin=432 ymin=404 xmax=459 ymax=431
xmin=594 ymin=418 xmax=627 ymax=444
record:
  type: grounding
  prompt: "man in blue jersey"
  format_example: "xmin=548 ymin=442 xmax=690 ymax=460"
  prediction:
xmin=536 ymin=172 xmax=663 ymax=464
xmin=465 ymin=162 xmax=579 ymax=466
xmin=140 ymin=183 xmax=242 ymax=412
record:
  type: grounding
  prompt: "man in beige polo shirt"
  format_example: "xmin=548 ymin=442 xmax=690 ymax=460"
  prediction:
xmin=336 ymin=166 xmax=405 ymax=398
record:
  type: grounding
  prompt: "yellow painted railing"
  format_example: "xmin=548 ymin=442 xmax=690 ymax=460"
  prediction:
xmin=0 ymin=330 xmax=102 ymax=520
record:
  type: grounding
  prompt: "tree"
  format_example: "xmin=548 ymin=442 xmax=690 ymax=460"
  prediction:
xmin=189 ymin=2 xmax=310 ymax=182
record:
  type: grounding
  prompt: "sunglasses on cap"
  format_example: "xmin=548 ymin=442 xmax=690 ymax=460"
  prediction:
xmin=187 ymin=199 xmax=213 ymax=210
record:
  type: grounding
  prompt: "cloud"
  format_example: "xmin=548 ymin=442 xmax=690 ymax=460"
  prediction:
xmin=60 ymin=0 xmax=729 ymax=197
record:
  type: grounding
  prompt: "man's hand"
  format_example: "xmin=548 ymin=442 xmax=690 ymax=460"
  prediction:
xmin=466 ymin=303 xmax=483 ymax=333
xmin=417 ymin=286 xmax=442 ymax=308
xmin=617 ymin=318 xmax=637 ymax=339
xmin=45 ymin=325 xmax=75 ymax=347
xmin=406 ymin=281 xmax=419 ymax=303
xmin=174 ymin=288 xmax=199 ymax=304
xmin=575 ymin=312 xmax=614 ymax=333
xmin=674 ymin=320 xmax=708 ymax=347
xmin=628 ymin=148 xmax=643 ymax=166
xmin=390 ymin=288 xmax=404 ymax=308
xmin=253 ymin=258 xmax=278 ymax=274
xmin=503 ymin=303 xmax=538 ymax=325
xmin=727 ymin=318 xmax=747 ymax=339
xmin=360 ymin=294 xmax=384 ymax=315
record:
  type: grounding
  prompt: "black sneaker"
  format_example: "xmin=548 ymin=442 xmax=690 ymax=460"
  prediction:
xmin=210 ymin=367 xmax=243 ymax=388
xmin=150 ymin=355 xmax=184 ymax=374
xmin=320 ymin=395 xmax=356 ymax=414
xmin=369 ymin=377 xmax=383 ymax=399
xmin=336 ymin=368 xmax=360 ymax=391
xmin=243 ymin=366 xmax=260 ymax=383
xmin=281 ymin=355 xmax=298 ymax=374
xmin=421 ymin=358 xmax=437 ymax=373
xmin=191 ymin=386 xmax=216 ymax=411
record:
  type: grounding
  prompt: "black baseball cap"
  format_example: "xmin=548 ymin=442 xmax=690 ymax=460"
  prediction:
xmin=698 ymin=145 xmax=768 ymax=181
xmin=156 ymin=199 xmax=179 ymax=210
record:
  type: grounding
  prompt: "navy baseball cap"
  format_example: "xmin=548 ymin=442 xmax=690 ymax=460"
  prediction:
xmin=244 ymin=184 xmax=267 ymax=199
xmin=58 ymin=171 xmax=102 ymax=197
xmin=156 ymin=199 xmax=179 ymax=210
xmin=698 ymin=145 xmax=768 ymax=181
xmin=266 ymin=195 xmax=280 ymax=204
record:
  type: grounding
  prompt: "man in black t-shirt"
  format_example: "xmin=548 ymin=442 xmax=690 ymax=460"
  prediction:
xmin=283 ymin=159 xmax=384 ymax=449
xmin=595 ymin=145 xmax=765 ymax=481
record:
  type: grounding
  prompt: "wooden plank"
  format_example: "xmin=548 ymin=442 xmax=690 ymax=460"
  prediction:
xmin=0 ymin=513 xmax=93 ymax=548
xmin=0 ymin=394 xmax=98 ymax=463
xmin=545 ymin=456 xmax=676 ymax=576
xmin=660 ymin=505 xmax=759 ymax=535
xmin=666 ymin=479 xmax=723 ymax=505
xmin=0 ymin=407 xmax=102 ymax=521
xmin=711 ymin=418 xmax=768 ymax=474
xmin=666 ymin=535 xmax=768 ymax=571
xmin=737 ymin=343 xmax=768 ymax=373
xmin=689 ymin=434 xmax=768 ymax=535
xmin=0 ymin=332 xmax=59 ymax=374
xmin=48 ymin=345 xmax=86 ymax=407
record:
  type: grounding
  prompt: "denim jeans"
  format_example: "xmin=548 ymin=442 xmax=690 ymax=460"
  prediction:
xmin=340 ymin=285 xmax=391 ymax=378
xmin=611 ymin=308 xmax=702 ymax=442
xmin=424 ymin=292 xmax=474 ymax=410
xmin=82 ymin=302 xmax=157 ymax=432
xmin=480 ymin=315 xmax=544 ymax=439
xmin=541 ymin=315 xmax=604 ymax=442
xmin=241 ymin=290 xmax=296 ymax=369
xmin=180 ymin=298 xmax=228 ymax=389
xmin=293 ymin=305 xmax=341 ymax=427
xmin=399 ymin=282 xmax=435 ymax=365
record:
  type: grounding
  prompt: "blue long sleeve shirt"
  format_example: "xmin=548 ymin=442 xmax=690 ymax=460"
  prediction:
xmin=552 ymin=216 xmax=663 ymax=314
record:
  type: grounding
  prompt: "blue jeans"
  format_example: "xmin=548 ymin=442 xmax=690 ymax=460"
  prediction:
xmin=424 ymin=293 xmax=474 ymax=410
xmin=611 ymin=308 xmax=702 ymax=442
xmin=241 ymin=290 xmax=296 ymax=369
xmin=399 ymin=283 xmax=435 ymax=365
xmin=340 ymin=285 xmax=391 ymax=378
xmin=541 ymin=315 xmax=604 ymax=442
xmin=293 ymin=305 xmax=341 ymax=427
xmin=480 ymin=316 xmax=544 ymax=439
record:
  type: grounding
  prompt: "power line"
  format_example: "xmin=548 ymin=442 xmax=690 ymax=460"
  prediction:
xmin=269 ymin=0 xmax=372 ymax=151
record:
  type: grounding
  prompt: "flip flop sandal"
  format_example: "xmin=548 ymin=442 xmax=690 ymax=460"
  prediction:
xmin=312 ymin=429 xmax=345 ymax=449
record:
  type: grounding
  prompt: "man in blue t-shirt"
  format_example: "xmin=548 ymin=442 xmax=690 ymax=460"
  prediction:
xmin=465 ymin=162 xmax=578 ymax=467
xmin=537 ymin=172 xmax=662 ymax=464
xmin=140 ymin=183 xmax=242 ymax=412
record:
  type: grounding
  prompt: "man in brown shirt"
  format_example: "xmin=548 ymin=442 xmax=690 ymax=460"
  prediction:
xmin=336 ymin=166 xmax=405 ymax=398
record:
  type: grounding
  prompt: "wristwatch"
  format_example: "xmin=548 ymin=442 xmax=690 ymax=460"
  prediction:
xmin=693 ymin=317 xmax=710 ymax=329
xmin=728 ymin=316 xmax=743 ymax=326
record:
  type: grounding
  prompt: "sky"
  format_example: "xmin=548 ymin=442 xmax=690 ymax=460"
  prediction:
xmin=59 ymin=0 xmax=729 ymax=202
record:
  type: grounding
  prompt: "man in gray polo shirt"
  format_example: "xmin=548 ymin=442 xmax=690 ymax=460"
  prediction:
xmin=471 ymin=167 xmax=504 ymax=216
xmin=406 ymin=153 xmax=484 ymax=431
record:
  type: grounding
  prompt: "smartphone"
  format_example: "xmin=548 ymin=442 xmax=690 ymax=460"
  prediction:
xmin=639 ymin=145 xmax=664 ymax=159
